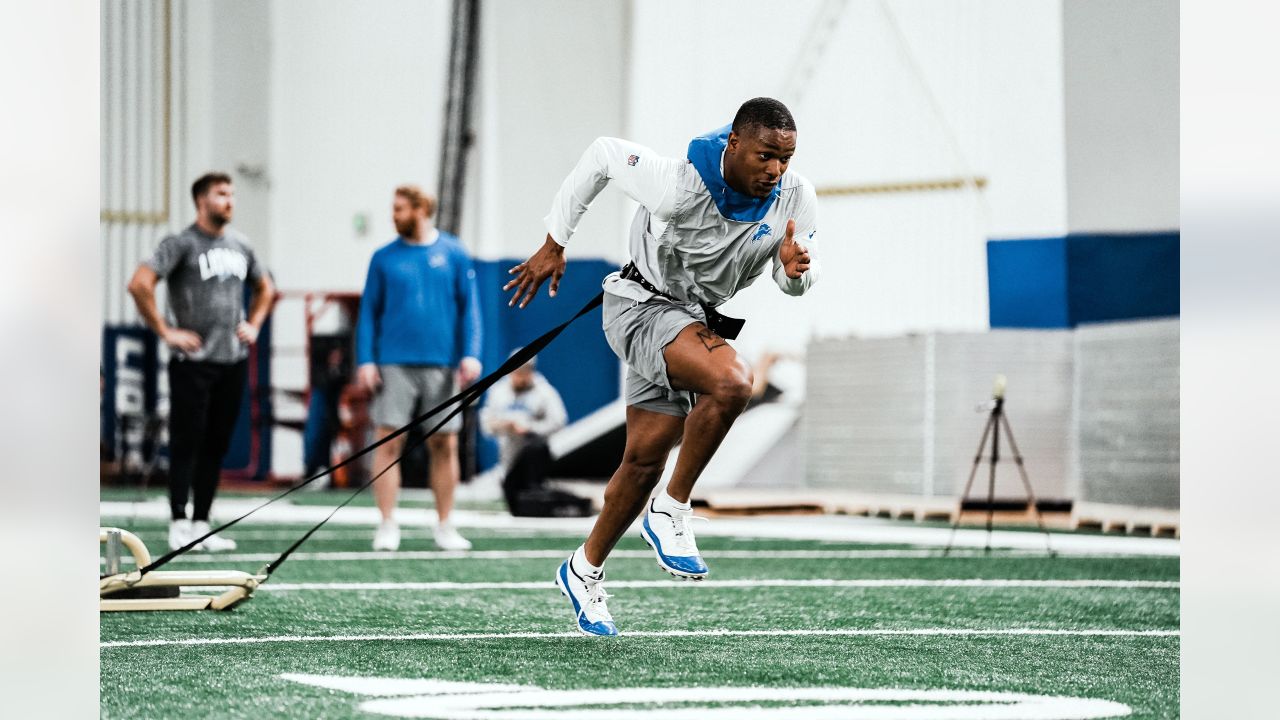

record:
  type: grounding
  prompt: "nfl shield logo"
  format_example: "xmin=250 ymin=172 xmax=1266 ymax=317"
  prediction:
xmin=627 ymin=154 xmax=640 ymax=166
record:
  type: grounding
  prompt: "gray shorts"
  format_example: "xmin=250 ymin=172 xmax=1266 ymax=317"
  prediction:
xmin=602 ymin=292 xmax=706 ymax=417
xmin=370 ymin=365 xmax=462 ymax=433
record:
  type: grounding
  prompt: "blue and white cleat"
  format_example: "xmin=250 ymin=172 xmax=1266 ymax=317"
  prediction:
xmin=555 ymin=555 xmax=618 ymax=637
xmin=641 ymin=499 xmax=709 ymax=580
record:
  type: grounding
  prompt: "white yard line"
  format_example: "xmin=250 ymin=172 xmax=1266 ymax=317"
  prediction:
xmin=100 ymin=548 xmax=1169 ymax=563
xmin=101 ymin=627 xmax=1180 ymax=649
xmin=100 ymin=499 xmax=1180 ymax=556
xmin=253 ymin=579 xmax=1178 ymax=592
xmin=283 ymin=677 xmax=1138 ymax=719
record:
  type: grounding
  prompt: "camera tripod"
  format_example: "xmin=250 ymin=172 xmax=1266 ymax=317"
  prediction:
xmin=942 ymin=390 xmax=1055 ymax=556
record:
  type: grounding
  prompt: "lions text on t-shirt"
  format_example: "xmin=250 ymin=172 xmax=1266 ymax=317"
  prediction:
xmin=145 ymin=224 xmax=265 ymax=363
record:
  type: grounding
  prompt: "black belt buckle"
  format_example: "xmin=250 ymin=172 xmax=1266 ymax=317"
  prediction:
xmin=702 ymin=304 xmax=745 ymax=340
xmin=623 ymin=261 xmax=746 ymax=340
xmin=621 ymin=262 xmax=663 ymax=297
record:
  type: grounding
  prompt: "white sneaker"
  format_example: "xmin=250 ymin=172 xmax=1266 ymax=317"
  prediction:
xmin=168 ymin=519 xmax=193 ymax=551
xmin=555 ymin=553 xmax=618 ymax=636
xmin=190 ymin=520 xmax=237 ymax=552
xmin=641 ymin=498 xmax=709 ymax=580
xmin=433 ymin=522 xmax=472 ymax=551
xmin=373 ymin=521 xmax=401 ymax=551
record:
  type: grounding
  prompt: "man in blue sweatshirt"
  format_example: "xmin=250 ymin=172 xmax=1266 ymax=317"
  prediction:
xmin=356 ymin=184 xmax=483 ymax=551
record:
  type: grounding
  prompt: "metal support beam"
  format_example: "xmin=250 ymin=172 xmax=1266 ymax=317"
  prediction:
xmin=436 ymin=0 xmax=481 ymax=236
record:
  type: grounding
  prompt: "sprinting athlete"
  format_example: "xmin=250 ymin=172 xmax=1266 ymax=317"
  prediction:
xmin=504 ymin=98 xmax=820 ymax=636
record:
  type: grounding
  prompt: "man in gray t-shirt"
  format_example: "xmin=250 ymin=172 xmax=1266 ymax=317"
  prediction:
xmin=144 ymin=224 xmax=264 ymax=363
xmin=127 ymin=171 xmax=276 ymax=552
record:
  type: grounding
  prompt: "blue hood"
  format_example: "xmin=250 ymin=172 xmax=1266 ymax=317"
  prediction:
xmin=687 ymin=124 xmax=780 ymax=223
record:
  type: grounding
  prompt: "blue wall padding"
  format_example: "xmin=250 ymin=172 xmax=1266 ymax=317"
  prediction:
xmin=1066 ymin=232 xmax=1180 ymax=325
xmin=988 ymin=232 xmax=1179 ymax=328
xmin=101 ymin=313 xmax=273 ymax=480
xmin=472 ymin=258 xmax=620 ymax=470
xmin=986 ymin=238 xmax=1070 ymax=328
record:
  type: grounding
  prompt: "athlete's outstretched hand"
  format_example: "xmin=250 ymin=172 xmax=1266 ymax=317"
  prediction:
xmin=778 ymin=219 xmax=811 ymax=279
xmin=504 ymin=234 xmax=566 ymax=309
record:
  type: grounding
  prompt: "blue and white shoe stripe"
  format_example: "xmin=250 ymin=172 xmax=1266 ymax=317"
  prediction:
xmin=556 ymin=558 xmax=618 ymax=637
xmin=641 ymin=515 xmax=709 ymax=578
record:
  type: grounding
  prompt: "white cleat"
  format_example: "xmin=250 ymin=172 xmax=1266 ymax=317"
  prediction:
xmin=433 ymin=522 xmax=472 ymax=551
xmin=555 ymin=554 xmax=618 ymax=636
xmin=641 ymin=499 xmax=709 ymax=580
xmin=168 ymin=519 xmax=194 ymax=551
xmin=190 ymin=520 xmax=237 ymax=552
xmin=372 ymin=521 xmax=401 ymax=551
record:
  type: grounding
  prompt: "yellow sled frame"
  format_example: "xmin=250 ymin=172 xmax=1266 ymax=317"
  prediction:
xmin=99 ymin=527 xmax=265 ymax=611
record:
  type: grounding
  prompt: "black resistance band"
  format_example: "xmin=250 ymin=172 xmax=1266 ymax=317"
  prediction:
xmin=134 ymin=291 xmax=604 ymax=579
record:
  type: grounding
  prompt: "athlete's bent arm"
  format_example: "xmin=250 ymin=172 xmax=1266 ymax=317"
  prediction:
xmin=505 ymin=137 xmax=683 ymax=308
xmin=773 ymin=184 xmax=821 ymax=296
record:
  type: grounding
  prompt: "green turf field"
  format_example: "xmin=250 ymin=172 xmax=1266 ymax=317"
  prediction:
xmin=100 ymin=507 xmax=1179 ymax=719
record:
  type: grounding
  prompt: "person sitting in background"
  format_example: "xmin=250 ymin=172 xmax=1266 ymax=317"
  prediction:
xmin=479 ymin=356 xmax=567 ymax=514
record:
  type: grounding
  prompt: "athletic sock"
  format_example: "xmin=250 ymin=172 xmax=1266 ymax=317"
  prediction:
xmin=653 ymin=489 xmax=692 ymax=514
xmin=572 ymin=544 xmax=603 ymax=577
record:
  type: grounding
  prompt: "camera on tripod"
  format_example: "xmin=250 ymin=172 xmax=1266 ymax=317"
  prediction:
xmin=945 ymin=374 xmax=1055 ymax=556
xmin=974 ymin=374 xmax=1006 ymax=414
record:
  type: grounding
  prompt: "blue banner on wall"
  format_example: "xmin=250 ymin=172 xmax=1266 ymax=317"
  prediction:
xmin=1065 ymin=233 xmax=1180 ymax=324
xmin=471 ymin=258 xmax=620 ymax=471
xmin=101 ymin=316 xmax=274 ymax=481
xmin=101 ymin=326 xmax=163 ymax=474
xmin=987 ymin=232 xmax=1179 ymax=328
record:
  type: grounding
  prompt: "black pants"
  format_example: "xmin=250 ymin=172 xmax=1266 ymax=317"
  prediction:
xmin=501 ymin=437 xmax=592 ymax=518
xmin=501 ymin=436 xmax=552 ymax=510
xmin=168 ymin=358 xmax=247 ymax=521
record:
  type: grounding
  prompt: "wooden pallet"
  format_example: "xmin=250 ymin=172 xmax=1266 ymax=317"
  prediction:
xmin=552 ymin=484 xmax=1179 ymax=537
xmin=836 ymin=498 xmax=957 ymax=523
xmin=1071 ymin=502 xmax=1180 ymax=538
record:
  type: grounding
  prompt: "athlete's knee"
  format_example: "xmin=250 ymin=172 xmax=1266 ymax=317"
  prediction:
xmin=709 ymin=360 xmax=754 ymax=411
